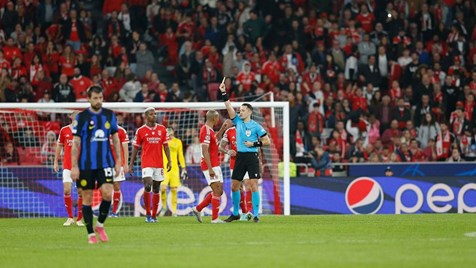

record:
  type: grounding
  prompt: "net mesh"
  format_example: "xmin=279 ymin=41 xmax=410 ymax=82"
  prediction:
xmin=0 ymin=104 xmax=285 ymax=218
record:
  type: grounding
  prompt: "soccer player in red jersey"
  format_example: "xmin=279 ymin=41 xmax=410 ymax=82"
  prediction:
xmin=129 ymin=107 xmax=172 ymax=223
xmin=110 ymin=125 xmax=129 ymax=217
xmin=54 ymin=111 xmax=84 ymax=226
xmin=218 ymin=120 xmax=253 ymax=221
xmin=191 ymin=110 xmax=226 ymax=224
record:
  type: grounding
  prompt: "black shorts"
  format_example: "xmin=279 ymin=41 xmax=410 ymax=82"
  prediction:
xmin=77 ymin=168 xmax=114 ymax=190
xmin=232 ymin=152 xmax=260 ymax=181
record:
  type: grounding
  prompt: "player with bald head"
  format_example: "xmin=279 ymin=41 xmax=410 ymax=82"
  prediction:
xmin=191 ymin=110 xmax=227 ymax=223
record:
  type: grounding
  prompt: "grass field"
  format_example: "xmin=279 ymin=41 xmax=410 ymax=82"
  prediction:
xmin=1 ymin=214 xmax=475 ymax=268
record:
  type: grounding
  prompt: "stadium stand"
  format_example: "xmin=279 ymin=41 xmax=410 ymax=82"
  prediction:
xmin=0 ymin=0 xmax=474 ymax=170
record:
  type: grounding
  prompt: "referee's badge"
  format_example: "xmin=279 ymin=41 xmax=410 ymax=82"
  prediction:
xmin=245 ymin=130 xmax=251 ymax=137
xmin=105 ymin=121 xmax=110 ymax=129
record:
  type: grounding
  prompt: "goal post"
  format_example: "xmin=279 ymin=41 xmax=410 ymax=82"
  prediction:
xmin=0 ymin=101 xmax=290 ymax=217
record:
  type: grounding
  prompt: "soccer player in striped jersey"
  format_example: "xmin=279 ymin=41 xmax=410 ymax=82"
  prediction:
xmin=71 ymin=86 xmax=121 ymax=244
xmin=219 ymin=81 xmax=271 ymax=223
xmin=160 ymin=127 xmax=187 ymax=217
xmin=218 ymin=121 xmax=253 ymax=221
xmin=129 ymin=107 xmax=172 ymax=223
xmin=54 ymin=111 xmax=84 ymax=226
xmin=110 ymin=125 xmax=129 ymax=217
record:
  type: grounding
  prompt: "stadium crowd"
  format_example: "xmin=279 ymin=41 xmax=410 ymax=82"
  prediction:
xmin=0 ymin=0 xmax=475 ymax=168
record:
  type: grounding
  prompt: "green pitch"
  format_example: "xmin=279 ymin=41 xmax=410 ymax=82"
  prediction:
xmin=1 ymin=214 xmax=475 ymax=268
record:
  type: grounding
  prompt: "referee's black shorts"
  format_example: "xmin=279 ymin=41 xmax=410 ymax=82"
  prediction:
xmin=231 ymin=152 xmax=260 ymax=181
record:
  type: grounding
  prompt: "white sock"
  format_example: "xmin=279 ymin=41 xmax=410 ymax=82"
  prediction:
xmin=96 ymin=222 xmax=104 ymax=228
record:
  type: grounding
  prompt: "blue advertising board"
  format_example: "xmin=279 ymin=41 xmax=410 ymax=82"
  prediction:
xmin=0 ymin=166 xmax=280 ymax=218
xmin=291 ymin=176 xmax=476 ymax=215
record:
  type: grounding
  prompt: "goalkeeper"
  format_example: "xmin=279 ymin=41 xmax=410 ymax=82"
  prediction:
xmin=160 ymin=127 xmax=187 ymax=217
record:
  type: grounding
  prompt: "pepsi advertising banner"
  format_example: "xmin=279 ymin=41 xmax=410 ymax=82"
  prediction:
xmin=291 ymin=176 xmax=476 ymax=215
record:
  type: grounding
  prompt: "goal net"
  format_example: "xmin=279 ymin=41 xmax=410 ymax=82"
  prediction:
xmin=0 ymin=102 xmax=290 ymax=218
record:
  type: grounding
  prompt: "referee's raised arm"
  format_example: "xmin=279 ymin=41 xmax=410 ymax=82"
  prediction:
xmin=219 ymin=78 xmax=236 ymax=119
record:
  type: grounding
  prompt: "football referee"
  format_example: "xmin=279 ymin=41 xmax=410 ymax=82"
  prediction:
xmin=219 ymin=79 xmax=270 ymax=223
xmin=71 ymin=85 xmax=121 ymax=244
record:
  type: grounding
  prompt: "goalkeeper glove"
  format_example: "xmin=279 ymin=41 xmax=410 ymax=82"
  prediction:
xmin=181 ymin=169 xmax=188 ymax=180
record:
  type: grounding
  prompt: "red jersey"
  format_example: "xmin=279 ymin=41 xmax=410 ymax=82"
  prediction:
xmin=58 ymin=125 xmax=73 ymax=170
xmin=0 ymin=59 xmax=11 ymax=70
xmin=236 ymin=71 xmax=256 ymax=91
xmin=133 ymin=124 xmax=167 ymax=168
xmin=261 ymin=60 xmax=281 ymax=84
xmin=110 ymin=126 xmax=129 ymax=166
xmin=222 ymin=127 xmax=237 ymax=169
xmin=59 ymin=56 xmax=75 ymax=77
xmin=356 ymin=13 xmax=375 ymax=33
xmin=200 ymin=125 xmax=220 ymax=171
xmin=3 ymin=46 xmax=22 ymax=63
xmin=70 ymin=75 xmax=93 ymax=100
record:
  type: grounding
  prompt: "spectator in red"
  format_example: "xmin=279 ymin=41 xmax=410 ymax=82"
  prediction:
xmin=307 ymin=103 xmax=324 ymax=138
xmin=422 ymin=138 xmax=437 ymax=162
xmin=103 ymin=0 xmax=123 ymax=16
xmin=29 ymin=54 xmax=48 ymax=86
xmin=69 ymin=67 xmax=93 ymax=102
xmin=261 ymin=53 xmax=281 ymax=85
xmin=236 ymin=61 xmax=255 ymax=92
xmin=160 ymin=26 xmax=179 ymax=66
xmin=104 ymin=11 xmax=125 ymax=40
xmin=176 ymin=12 xmax=194 ymax=43
xmin=89 ymin=55 xmax=102 ymax=78
xmin=356 ymin=4 xmax=375 ymax=34
xmin=300 ymin=64 xmax=321 ymax=96
xmin=99 ymin=70 xmax=119 ymax=99
xmin=436 ymin=122 xmax=455 ymax=161
xmin=450 ymin=107 xmax=470 ymax=138
xmin=23 ymin=42 xmax=36 ymax=68
xmin=409 ymin=138 xmax=426 ymax=161
xmin=0 ymin=51 xmax=12 ymax=71
xmin=11 ymin=57 xmax=27 ymax=80
xmin=351 ymin=87 xmax=368 ymax=112
xmin=59 ymin=45 xmax=75 ymax=77
xmin=62 ymin=9 xmax=86 ymax=51
xmin=382 ymin=120 xmax=401 ymax=145
xmin=33 ymin=70 xmax=53 ymax=102
xmin=41 ymin=41 xmax=60 ymax=82
xmin=3 ymin=38 xmax=22 ymax=64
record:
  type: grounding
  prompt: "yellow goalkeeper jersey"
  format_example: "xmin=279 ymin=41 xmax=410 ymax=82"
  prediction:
xmin=163 ymin=137 xmax=185 ymax=173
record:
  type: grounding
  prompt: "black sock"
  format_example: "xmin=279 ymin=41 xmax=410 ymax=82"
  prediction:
xmin=82 ymin=205 xmax=94 ymax=234
xmin=97 ymin=200 xmax=111 ymax=224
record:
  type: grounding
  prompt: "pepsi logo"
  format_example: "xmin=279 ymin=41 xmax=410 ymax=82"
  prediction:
xmin=345 ymin=177 xmax=384 ymax=214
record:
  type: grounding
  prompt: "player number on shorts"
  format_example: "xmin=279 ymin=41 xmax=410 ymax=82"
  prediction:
xmin=104 ymin=167 xmax=113 ymax=177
